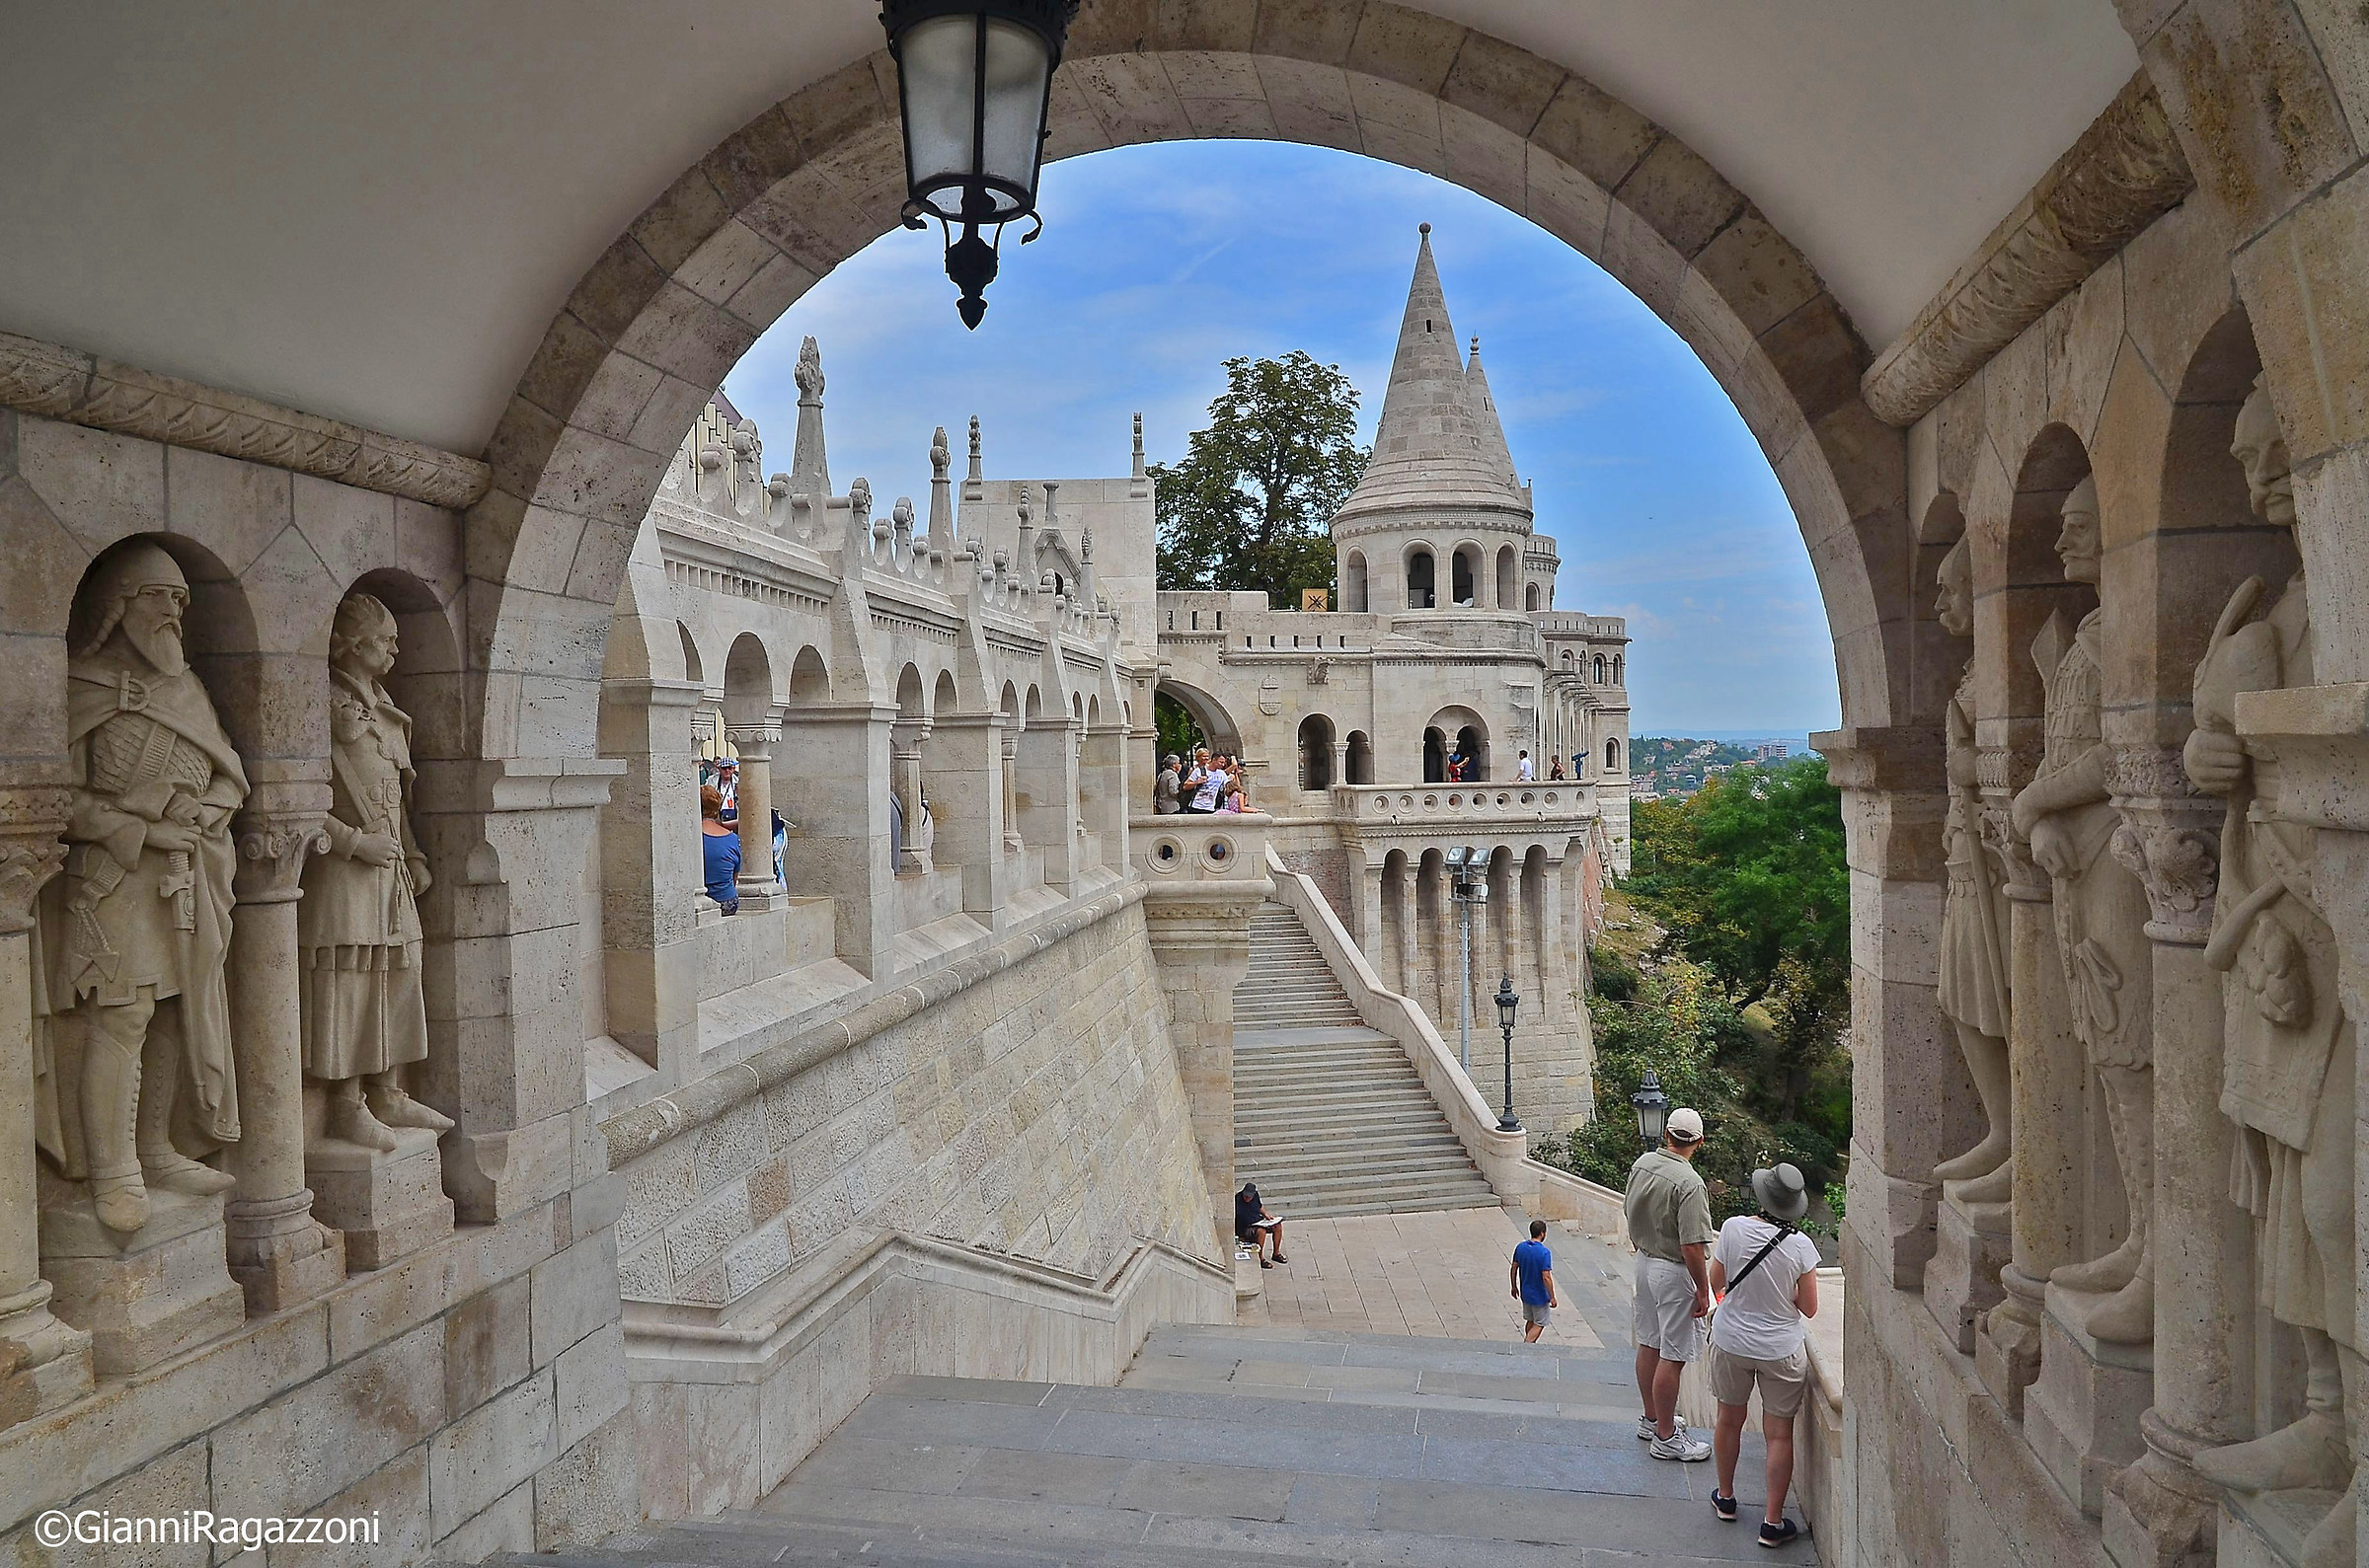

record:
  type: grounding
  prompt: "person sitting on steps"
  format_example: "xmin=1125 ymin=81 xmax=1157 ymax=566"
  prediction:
xmin=1235 ymin=1181 xmax=1286 ymax=1268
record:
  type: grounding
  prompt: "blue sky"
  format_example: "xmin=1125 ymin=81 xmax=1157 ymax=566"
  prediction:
xmin=723 ymin=140 xmax=1841 ymax=736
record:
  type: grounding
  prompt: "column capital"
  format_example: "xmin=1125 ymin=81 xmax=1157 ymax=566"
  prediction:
xmin=234 ymin=809 xmax=332 ymax=904
xmin=2104 ymin=745 xmax=2222 ymax=946
xmin=1811 ymin=724 xmax=1944 ymax=793
xmin=2235 ymin=680 xmax=2369 ymax=830
xmin=602 ymin=675 xmax=706 ymax=710
xmin=0 ymin=786 xmax=72 ymax=934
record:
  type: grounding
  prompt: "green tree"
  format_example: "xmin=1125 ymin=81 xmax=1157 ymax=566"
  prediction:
xmin=1562 ymin=756 xmax=1854 ymax=1201
xmin=1623 ymin=757 xmax=1850 ymax=1130
xmin=1151 ymin=351 xmax=1368 ymax=606
xmin=1153 ymin=690 xmax=1203 ymax=764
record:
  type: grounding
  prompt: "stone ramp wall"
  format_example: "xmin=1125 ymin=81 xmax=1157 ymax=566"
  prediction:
xmin=606 ymin=889 xmax=1228 ymax=1513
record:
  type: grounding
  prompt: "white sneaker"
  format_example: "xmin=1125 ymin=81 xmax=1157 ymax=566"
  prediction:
xmin=1649 ymin=1431 xmax=1713 ymax=1462
xmin=1637 ymin=1414 xmax=1685 ymax=1442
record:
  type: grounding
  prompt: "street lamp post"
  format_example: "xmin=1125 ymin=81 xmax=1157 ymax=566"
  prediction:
xmin=1493 ymin=974 xmax=1521 ymax=1133
xmin=1443 ymin=845 xmax=1489 ymax=1073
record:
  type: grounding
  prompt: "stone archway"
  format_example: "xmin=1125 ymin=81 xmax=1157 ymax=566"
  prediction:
xmin=466 ymin=0 xmax=1905 ymax=768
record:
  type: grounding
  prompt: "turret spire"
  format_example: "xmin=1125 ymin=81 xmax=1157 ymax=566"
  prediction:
xmin=1464 ymin=335 xmax=1519 ymax=491
xmin=1333 ymin=225 xmax=1529 ymax=529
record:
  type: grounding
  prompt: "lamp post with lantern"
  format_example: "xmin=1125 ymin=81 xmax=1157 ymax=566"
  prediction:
xmin=1493 ymin=974 xmax=1521 ymax=1133
xmin=1443 ymin=845 xmax=1489 ymax=1073
xmin=878 ymin=0 xmax=1079 ymax=328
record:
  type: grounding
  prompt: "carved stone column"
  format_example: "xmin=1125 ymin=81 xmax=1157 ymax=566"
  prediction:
xmin=781 ymin=703 xmax=894 ymax=978
xmin=1017 ymin=713 xmax=1081 ymax=897
xmin=224 ymin=797 xmax=346 ymax=1311
xmin=1810 ymin=725 xmax=1954 ymax=1288
xmin=0 ymin=790 xmax=91 ymax=1426
xmin=1138 ymin=815 xmax=1273 ymax=1239
xmin=414 ymin=757 xmax=623 ymax=1224
xmin=925 ymin=712 xmax=1010 ymax=930
xmin=2103 ymin=751 xmax=2244 ymax=1568
xmin=889 ymin=717 xmax=931 ymax=875
xmin=726 ymin=721 xmax=784 ymax=906
xmin=2229 ymin=683 xmax=2369 ymax=1568
xmin=1979 ymin=786 xmax=2083 ymax=1418
xmin=1000 ymin=724 xmax=1023 ymax=855
xmin=597 ymin=676 xmax=704 ymax=1081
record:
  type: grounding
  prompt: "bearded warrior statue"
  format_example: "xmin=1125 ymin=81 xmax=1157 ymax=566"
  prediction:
xmin=2184 ymin=375 xmax=2358 ymax=1568
xmin=300 ymin=593 xmax=453 ymax=1151
xmin=2010 ymin=476 xmax=2156 ymax=1346
xmin=34 ymin=543 xmax=244 ymax=1237
xmin=1931 ymin=537 xmax=2013 ymax=1204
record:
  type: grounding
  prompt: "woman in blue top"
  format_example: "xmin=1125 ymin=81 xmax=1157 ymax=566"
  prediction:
xmin=700 ymin=784 xmax=740 ymax=915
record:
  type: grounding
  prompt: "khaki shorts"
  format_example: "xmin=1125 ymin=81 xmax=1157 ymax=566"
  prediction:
xmin=1632 ymin=1256 xmax=1704 ymax=1362
xmin=1704 ymin=1337 xmax=1811 ymax=1422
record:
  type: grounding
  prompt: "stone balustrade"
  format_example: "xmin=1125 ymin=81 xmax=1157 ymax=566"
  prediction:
xmin=1334 ymin=783 xmax=1596 ymax=823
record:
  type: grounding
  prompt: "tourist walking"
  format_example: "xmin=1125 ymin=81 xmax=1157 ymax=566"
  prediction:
xmin=1154 ymin=754 xmax=1182 ymax=814
xmin=1511 ymin=1219 xmax=1556 ymax=1341
xmin=700 ymin=785 xmax=740 ymax=915
xmin=1624 ymin=1106 xmax=1715 ymax=1460
xmin=1706 ymin=1162 xmax=1822 ymax=1549
xmin=1517 ymin=748 xmax=1534 ymax=781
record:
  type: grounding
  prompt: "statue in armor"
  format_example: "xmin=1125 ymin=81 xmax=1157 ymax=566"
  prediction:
xmin=2184 ymin=375 xmax=2356 ymax=1568
xmin=2009 ymin=476 xmax=2156 ymax=1345
xmin=1931 ymin=537 xmax=2013 ymax=1202
xmin=34 ymin=543 xmax=244 ymax=1237
xmin=300 ymin=593 xmax=453 ymax=1151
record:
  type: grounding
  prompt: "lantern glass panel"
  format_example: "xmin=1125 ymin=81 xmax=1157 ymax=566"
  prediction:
xmin=977 ymin=17 xmax=1051 ymax=207
xmin=900 ymin=15 xmax=981 ymax=218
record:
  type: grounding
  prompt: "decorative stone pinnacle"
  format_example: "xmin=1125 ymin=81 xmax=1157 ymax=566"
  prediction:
xmin=795 ymin=335 xmax=824 ymax=400
xmin=931 ymin=426 xmax=950 ymax=479
xmin=967 ymin=415 xmax=983 ymax=481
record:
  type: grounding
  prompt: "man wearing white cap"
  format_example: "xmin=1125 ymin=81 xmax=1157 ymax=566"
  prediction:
xmin=1624 ymin=1106 xmax=1715 ymax=1460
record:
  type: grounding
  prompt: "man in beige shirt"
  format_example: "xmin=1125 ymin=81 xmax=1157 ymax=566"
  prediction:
xmin=1624 ymin=1106 xmax=1717 ymax=1460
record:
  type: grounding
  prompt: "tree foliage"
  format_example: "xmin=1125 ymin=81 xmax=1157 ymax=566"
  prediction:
xmin=1624 ymin=757 xmax=1850 ymax=1125
xmin=1151 ymin=352 xmax=1368 ymax=607
xmin=1542 ymin=757 xmax=1853 ymax=1222
xmin=1153 ymin=690 xmax=1203 ymax=764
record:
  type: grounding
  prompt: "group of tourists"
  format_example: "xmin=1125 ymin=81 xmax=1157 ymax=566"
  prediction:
xmin=1616 ymin=1105 xmax=1821 ymax=1550
xmin=1152 ymin=748 xmax=1250 ymax=814
xmin=697 ymin=755 xmax=786 ymax=916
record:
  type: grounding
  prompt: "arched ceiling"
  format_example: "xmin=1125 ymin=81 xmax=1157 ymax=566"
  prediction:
xmin=0 ymin=1 xmax=2136 ymax=455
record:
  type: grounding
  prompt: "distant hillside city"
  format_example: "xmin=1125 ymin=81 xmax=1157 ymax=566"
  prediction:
xmin=1629 ymin=735 xmax=1799 ymax=799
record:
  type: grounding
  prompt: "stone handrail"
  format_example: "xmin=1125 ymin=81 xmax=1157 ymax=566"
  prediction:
xmin=1261 ymin=846 xmax=1627 ymax=1234
xmin=1334 ymin=783 xmax=1596 ymax=823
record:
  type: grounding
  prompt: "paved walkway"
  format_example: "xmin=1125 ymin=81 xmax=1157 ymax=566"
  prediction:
xmin=503 ymin=1209 xmax=1816 ymax=1566
xmin=1237 ymin=1206 xmax=1620 ymax=1348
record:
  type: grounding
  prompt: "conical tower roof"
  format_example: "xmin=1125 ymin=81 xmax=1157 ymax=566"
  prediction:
xmin=1334 ymin=225 xmax=1529 ymax=529
xmin=1464 ymin=336 xmax=1521 ymax=492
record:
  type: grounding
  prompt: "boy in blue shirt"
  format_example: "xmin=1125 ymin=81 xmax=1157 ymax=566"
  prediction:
xmin=1511 ymin=1220 xmax=1557 ymax=1341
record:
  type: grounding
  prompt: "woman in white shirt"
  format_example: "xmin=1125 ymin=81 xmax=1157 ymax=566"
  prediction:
xmin=1704 ymin=1162 xmax=1823 ymax=1549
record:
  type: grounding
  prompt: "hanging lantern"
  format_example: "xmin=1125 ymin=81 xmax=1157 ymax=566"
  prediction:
xmin=879 ymin=0 xmax=1079 ymax=328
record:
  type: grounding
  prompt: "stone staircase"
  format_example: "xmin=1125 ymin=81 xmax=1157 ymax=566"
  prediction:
xmin=494 ymin=1311 xmax=1812 ymax=1566
xmin=1231 ymin=903 xmax=1497 ymax=1220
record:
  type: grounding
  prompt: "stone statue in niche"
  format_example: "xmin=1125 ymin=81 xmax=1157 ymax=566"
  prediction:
xmin=2009 ymin=475 xmax=2156 ymax=1345
xmin=2184 ymin=375 xmax=2357 ymax=1567
xmin=300 ymin=593 xmax=452 ymax=1149
xmin=1931 ymin=537 xmax=2013 ymax=1205
xmin=34 ymin=544 xmax=244 ymax=1237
